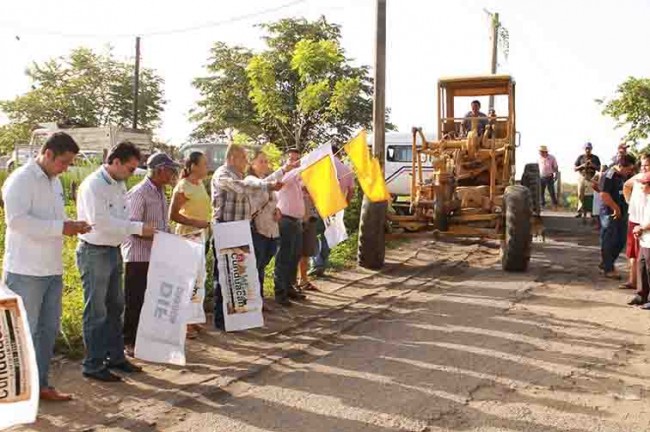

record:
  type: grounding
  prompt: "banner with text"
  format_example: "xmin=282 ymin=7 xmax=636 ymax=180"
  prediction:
xmin=214 ymin=221 xmax=264 ymax=332
xmin=0 ymin=285 xmax=38 ymax=430
xmin=135 ymin=232 xmax=204 ymax=366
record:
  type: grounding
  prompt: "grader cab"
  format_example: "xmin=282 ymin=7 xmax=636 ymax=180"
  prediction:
xmin=389 ymin=75 xmax=540 ymax=271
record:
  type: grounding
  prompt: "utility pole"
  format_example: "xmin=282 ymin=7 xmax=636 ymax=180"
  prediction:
xmin=358 ymin=0 xmax=387 ymax=270
xmin=486 ymin=10 xmax=499 ymax=110
xmin=132 ymin=36 xmax=141 ymax=130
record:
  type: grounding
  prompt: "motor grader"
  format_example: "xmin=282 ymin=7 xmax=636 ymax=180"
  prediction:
xmin=388 ymin=75 xmax=540 ymax=271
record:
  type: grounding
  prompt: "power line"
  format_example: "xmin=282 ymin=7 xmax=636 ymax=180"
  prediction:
xmin=1 ymin=0 xmax=307 ymax=39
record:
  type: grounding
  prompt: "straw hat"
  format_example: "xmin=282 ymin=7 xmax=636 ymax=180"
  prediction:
xmin=539 ymin=145 xmax=548 ymax=152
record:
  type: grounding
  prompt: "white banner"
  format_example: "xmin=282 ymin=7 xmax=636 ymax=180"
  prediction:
xmin=214 ymin=221 xmax=264 ymax=332
xmin=183 ymin=231 xmax=207 ymax=325
xmin=324 ymin=210 xmax=348 ymax=249
xmin=0 ymin=285 xmax=38 ymax=430
xmin=135 ymin=232 xmax=204 ymax=366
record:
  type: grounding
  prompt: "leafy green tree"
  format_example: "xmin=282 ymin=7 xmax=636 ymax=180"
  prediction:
xmin=191 ymin=17 xmax=391 ymax=152
xmin=598 ymin=76 xmax=650 ymax=143
xmin=0 ymin=47 xmax=165 ymax=154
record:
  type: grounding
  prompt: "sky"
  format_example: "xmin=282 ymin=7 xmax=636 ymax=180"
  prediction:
xmin=1 ymin=0 xmax=649 ymax=183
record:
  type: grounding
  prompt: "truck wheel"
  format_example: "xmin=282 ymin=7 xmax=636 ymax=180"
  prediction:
xmin=501 ymin=185 xmax=532 ymax=272
xmin=521 ymin=163 xmax=541 ymax=216
xmin=358 ymin=196 xmax=387 ymax=270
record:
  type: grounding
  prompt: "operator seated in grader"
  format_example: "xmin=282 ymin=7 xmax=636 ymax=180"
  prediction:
xmin=462 ymin=100 xmax=488 ymax=137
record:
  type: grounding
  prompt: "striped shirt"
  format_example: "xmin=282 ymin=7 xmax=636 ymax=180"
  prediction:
xmin=211 ymin=165 xmax=283 ymax=223
xmin=121 ymin=177 xmax=169 ymax=262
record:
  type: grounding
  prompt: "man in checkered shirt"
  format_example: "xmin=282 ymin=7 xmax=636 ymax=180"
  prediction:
xmin=211 ymin=144 xmax=296 ymax=330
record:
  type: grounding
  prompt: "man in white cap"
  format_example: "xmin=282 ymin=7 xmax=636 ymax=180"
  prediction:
xmin=538 ymin=145 xmax=559 ymax=209
xmin=574 ymin=142 xmax=601 ymax=218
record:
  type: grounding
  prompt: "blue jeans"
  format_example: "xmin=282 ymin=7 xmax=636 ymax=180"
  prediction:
xmin=273 ymin=216 xmax=303 ymax=301
xmin=311 ymin=236 xmax=331 ymax=273
xmin=600 ymin=214 xmax=627 ymax=273
xmin=252 ymin=231 xmax=278 ymax=297
xmin=6 ymin=273 xmax=63 ymax=389
xmin=76 ymin=242 xmax=126 ymax=374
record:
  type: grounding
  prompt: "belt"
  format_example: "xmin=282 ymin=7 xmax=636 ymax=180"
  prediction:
xmin=79 ymin=240 xmax=120 ymax=249
xmin=281 ymin=215 xmax=301 ymax=222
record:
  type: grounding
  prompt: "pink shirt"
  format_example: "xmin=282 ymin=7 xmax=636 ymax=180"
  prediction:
xmin=334 ymin=157 xmax=355 ymax=196
xmin=539 ymin=154 xmax=558 ymax=178
xmin=277 ymin=172 xmax=305 ymax=219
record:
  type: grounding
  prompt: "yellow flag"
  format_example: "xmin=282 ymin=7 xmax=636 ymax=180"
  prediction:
xmin=344 ymin=130 xmax=391 ymax=202
xmin=300 ymin=156 xmax=348 ymax=218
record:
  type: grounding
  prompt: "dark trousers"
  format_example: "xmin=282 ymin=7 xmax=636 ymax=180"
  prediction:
xmin=637 ymin=247 xmax=650 ymax=301
xmin=600 ymin=214 xmax=627 ymax=273
xmin=123 ymin=262 xmax=149 ymax=346
xmin=274 ymin=216 xmax=303 ymax=301
xmin=540 ymin=176 xmax=557 ymax=206
xmin=252 ymin=231 xmax=278 ymax=297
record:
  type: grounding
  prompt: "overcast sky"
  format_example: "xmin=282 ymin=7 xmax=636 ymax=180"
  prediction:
xmin=1 ymin=0 xmax=648 ymax=182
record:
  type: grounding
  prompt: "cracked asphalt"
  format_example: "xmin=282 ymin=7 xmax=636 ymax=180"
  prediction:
xmin=18 ymin=213 xmax=650 ymax=431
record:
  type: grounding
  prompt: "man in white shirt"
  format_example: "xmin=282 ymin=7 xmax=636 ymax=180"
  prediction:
xmin=622 ymin=154 xmax=650 ymax=290
xmin=76 ymin=142 xmax=155 ymax=382
xmin=2 ymin=132 xmax=91 ymax=401
xmin=627 ymin=172 xmax=650 ymax=307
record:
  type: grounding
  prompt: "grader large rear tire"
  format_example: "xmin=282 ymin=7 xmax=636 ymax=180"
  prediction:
xmin=501 ymin=185 xmax=532 ymax=272
xmin=521 ymin=163 xmax=541 ymax=216
xmin=358 ymin=196 xmax=387 ymax=270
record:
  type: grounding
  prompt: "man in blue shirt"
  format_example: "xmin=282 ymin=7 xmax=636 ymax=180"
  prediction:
xmin=600 ymin=154 xmax=636 ymax=279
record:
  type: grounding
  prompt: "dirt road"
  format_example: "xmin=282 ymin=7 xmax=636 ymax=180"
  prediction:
xmin=18 ymin=213 xmax=650 ymax=431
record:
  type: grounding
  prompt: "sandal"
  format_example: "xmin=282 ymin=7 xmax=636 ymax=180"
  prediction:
xmin=299 ymin=281 xmax=319 ymax=291
xmin=186 ymin=326 xmax=199 ymax=339
xmin=618 ymin=282 xmax=635 ymax=290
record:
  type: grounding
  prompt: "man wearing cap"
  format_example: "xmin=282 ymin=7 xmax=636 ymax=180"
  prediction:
xmin=121 ymin=153 xmax=180 ymax=357
xmin=538 ymin=145 xmax=559 ymax=209
xmin=600 ymin=154 xmax=637 ymax=280
xmin=76 ymin=142 xmax=156 ymax=382
xmin=574 ymin=142 xmax=601 ymax=218
xmin=628 ymin=171 xmax=650 ymax=307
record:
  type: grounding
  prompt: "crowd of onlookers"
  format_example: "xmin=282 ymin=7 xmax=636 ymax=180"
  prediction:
xmin=1 ymin=132 xmax=354 ymax=401
xmin=539 ymin=142 xmax=650 ymax=307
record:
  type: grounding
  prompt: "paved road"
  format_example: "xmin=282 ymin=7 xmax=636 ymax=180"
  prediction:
xmin=150 ymin=214 xmax=650 ymax=432
xmin=19 ymin=213 xmax=650 ymax=432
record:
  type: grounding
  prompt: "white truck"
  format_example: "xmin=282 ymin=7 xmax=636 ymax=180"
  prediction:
xmin=7 ymin=124 xmax=154 ymax=171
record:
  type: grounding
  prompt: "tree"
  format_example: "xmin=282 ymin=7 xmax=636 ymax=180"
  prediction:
xmin=598 ymin=76 xmax=650 ymax=143
xmin=191 ymin=17 xmax=391 ymax=152
xmin=0 ymin=47 xmax=165 ymax=154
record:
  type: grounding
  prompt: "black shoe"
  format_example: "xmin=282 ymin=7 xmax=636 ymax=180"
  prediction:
xmin=276 ymin=297 xmax=292 ymax=307
xmin=628 ymin=295 xmax=646 ymax=306
xmin=108 ymin=360 xmax=142 ymax=373
xmin=83 ymin=369 xmax=122 ymax=382
xmin=288 ymin=288 xmax=306 ymax=300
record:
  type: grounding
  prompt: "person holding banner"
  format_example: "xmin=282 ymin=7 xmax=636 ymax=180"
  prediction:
xmin=211 ymin=144 xmax=292 ymax=330
xmin=122 ymin=153 xmax=180 ymax=357
xmin=170 ymin=151 xmax=211 ymax=337
xmin=310 ymin=147 xmax=355 ymax=277
xmin=246 ymin=149 xmax=281 ymax=299
xmin=2 ymin=132 xmax=91 ymax=401
xmin=76 ymin=142 xmax=156 ymax=382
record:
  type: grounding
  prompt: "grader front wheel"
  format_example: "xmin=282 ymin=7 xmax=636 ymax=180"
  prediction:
xmin=501 ymin=185 xmax=532 ymax=272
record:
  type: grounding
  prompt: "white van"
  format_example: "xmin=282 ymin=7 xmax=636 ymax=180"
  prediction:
xmin=367 ymin=132 xmax=436 ymax=199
